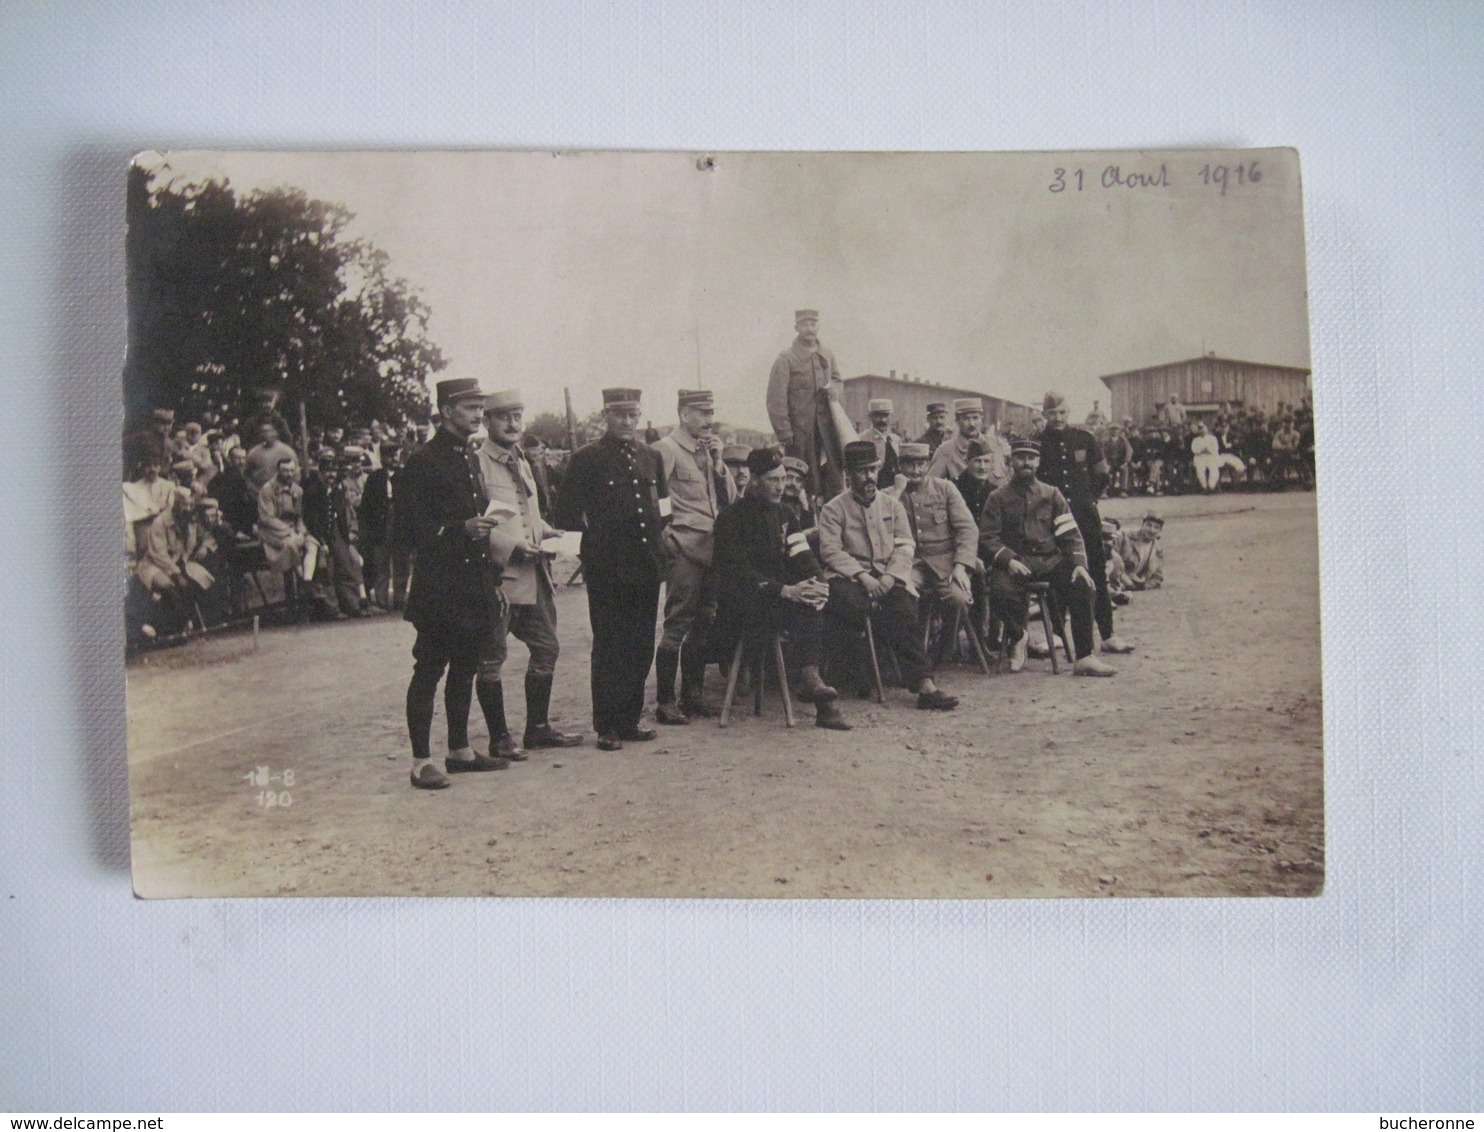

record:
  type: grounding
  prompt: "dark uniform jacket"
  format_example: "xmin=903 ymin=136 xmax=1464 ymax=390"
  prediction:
xmin=553 ymin=432 xmax=668 ymax=585
xmin=713 ymin=494 xmax=822 ymax=605
xmin=395 ymin=427 xmax=503 ymax=635
xmin=915 ymin=425 xmax=950 ymax=456
xmin=979 ymin=477 xmax=1088 ymax=576
xmin=359 ymin=466 xmax=394 ymax=549
xmin=1035 ymin=425 xmax=1108 ymax=506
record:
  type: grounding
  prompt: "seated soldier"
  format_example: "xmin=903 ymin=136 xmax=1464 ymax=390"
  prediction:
xmin=817 ymin=440 xmax=958 ymax=710
xmin=1123 ymin=508 xmax=1165 ymax=590
xmin=780 ymin=455 xmax=814 ymax=528
xmin=952 ymin=439 xmax=997 ymax=522
xmin=721 ymin=444 xmax=753 ymax=498
xmin=712 ymin=449 xmax=849 ymax=730
xmin=895 ymin=442 xmax=978 ymax=657
xmin=979 ymin=438 xmax=1115 ymax=676
xmin=1102 ymin=518 xmax=1133 ymax=604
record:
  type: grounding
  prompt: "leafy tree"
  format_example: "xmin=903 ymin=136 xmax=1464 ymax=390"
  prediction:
xmin=524 ymin=411 xmax=573 ymax=450
xmin=124 ymin=163 xmax=443 ymax=434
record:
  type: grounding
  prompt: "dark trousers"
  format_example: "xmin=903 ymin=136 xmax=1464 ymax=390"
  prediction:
xmin=406 ymin=624 xmax=481 ymax=759
xmin=585 ymin=567 xmax=661 ymax=735
xmin=824 ymin=576 xmax=929 ymax=692
xmin=1072 ymin=503 xmax=1115 ymax=641
xmin=716 ymin=591 xmax=825 ymax=671
xmin=988 ymin=563 xmax=1096 ymax=660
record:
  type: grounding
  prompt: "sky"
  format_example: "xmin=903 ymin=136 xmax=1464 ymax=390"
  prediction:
xmin=136 ymin=148 xmax=1312 ymax=432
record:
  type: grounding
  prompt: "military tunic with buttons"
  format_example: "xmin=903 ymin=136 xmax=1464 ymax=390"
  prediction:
xmin=396 ymin=426 xmax=504 ymax=638
xmin=1035 ymin=423 xmax=1116 ymax=641
xmin=554 ymin=432 xmax=669 ymax=735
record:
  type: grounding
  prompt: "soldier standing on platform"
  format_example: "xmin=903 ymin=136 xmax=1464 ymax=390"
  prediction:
xmin=1035 ymin=391 xmax=1134 ymax=655
xmin=651 ymin=389 xmax=736 ymax=724
xmin=396 ymin=378 xmax=512 ymax=790
xmin=766 ymin=308 xmax=847 ymax=500
xmin=475 ymin=389 xmax=585 ymax=755
xmin=554 ymin=388 xmax=668 ymax=751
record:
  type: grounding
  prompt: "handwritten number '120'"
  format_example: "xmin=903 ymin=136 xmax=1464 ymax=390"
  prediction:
xmin=1048 ymin=168 xmax=1083 ymax=193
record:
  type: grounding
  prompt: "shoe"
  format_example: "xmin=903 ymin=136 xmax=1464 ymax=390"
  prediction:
xmin=1026 ymin=635 xmax=1050 ymax=659
xmin=916 ymin=689 xmax=959 ymax=711
xmin=524 ymin=724 xmax=584 ymax=749
xmin=680 ymin=698 xmax=717 ymax=719
xmin=815 ymin=703 xmax=852 ymax=730
xmin=410 ymin=761 xmax=451 ymax=789
xmin=618 ymin=727 xmax=658 ymax=742
xmin=1008 ymin=633 xmax=1027 ymax=673
xmin=656 ymin=702 xmax=691 ymax=725
xmin=491 ymin=733 xmax=527 ymax=762
xmin=796 ymin=670 xmax=839 ymax=704
xmin=445 ymin=753 xmax=510 ymax=772
xmin=1111 ymin=592 xmax=1130 ymax=607
xmin=1100 ymin=635 xmax=1135 ymax=655
xmin=596 ymin=733 xmax=624 ymax=751
xmin=1073 ymin=656 xmax=1117 ymax=677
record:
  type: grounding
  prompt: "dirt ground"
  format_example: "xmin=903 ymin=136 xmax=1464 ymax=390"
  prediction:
xmin=127 ymin=490 xmax=1323 ymax=899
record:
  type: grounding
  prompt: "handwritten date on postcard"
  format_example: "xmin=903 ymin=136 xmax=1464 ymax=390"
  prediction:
xmin=1049 ymin=160 xmax=1263 ymax=195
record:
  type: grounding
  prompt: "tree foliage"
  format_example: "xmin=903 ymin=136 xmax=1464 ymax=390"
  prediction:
xmin=524 ymin=411 xmax=573 ymax=450
xmin=125 ymin=164 xmax=443 ymax=432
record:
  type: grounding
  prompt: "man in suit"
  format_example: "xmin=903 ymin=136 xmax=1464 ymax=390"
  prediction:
xmin=474 ymin=389 xmax=584 ymax=754
xmin=554 ymin=388 xmax=669 ymax=751
xmin=395 ymin=378 xmax=512 ymax=789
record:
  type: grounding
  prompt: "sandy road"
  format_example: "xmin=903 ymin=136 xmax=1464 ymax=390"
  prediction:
xmin=128 ymin=490 xmax=1323 ymax=899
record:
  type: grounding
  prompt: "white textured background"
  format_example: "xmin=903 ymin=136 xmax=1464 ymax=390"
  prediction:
xmin=2 ymin=0 xmax=1479 ymax=1112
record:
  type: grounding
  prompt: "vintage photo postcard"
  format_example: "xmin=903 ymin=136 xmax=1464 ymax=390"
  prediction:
xmin=124 ymin=148 xmax=1321 ymax=898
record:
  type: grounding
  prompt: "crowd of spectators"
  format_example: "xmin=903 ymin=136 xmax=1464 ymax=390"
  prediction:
xmin=121 ymin=403 xmax=570 ymax=648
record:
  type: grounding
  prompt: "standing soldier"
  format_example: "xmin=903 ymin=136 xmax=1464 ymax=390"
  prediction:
xmin=1035 ymin=391 xmax=1134 ymax=655
xmin=766 ymin=308 xmax=847 ymax=500
xmin=475 ymin=389 xmax=585 ymax=754
xmin=915 ymin=402 xmax=950 ymax=457
xmin=858 ymin=398 xmax=902 ymax=489
xmin=554 ymin=388 xmax=668 ymax=751
xmin=396 ymin=378 xmax=512 ymax=789
xmin=926 ymin=398 xmax=1000 ymax=484
xmin=651 ymin=389 xmax=736 ymax=724
xmin=979 ymin=438 xmax=1116 ymax=676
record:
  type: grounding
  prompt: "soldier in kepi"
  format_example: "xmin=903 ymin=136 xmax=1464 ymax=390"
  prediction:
xmin=915 ymin=401 xmax=951 ymax=457
xmin=1035 ymin=391 xmax=1134 ymax=655
xmin=554 ymin=387 xmax=668 ymax=752
xmin=395 ymin=378 xmax=513 ymax=789
xmin=979 ymin=437 xmax=1117 ymax=677
xmin=926 ymin=398 xmax=994 ymax=482
xmin=858 ymin=398 xmax=902 ymax=489
xmin=474 ymin=388 xmax=585 ymax=755
xmin=651 ymin=388 xmax=737 ymax=724
xmin=766 ymin=308 xmax=847 ymax=501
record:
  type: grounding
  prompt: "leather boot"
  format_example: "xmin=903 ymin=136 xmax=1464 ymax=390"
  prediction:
xmin=476 ymin=678 xmax=527 ymax=760
xmin=679 ymin=645 xmax=716 ymax=717
xmin=523 ymin=673 xmax=583 ymax=748
xmin=796 ymin=664 xmax=838 ymax=704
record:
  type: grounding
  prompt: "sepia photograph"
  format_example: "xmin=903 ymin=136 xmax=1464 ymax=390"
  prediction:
xmin=123 ymin=147 xmax=1321 ymax=898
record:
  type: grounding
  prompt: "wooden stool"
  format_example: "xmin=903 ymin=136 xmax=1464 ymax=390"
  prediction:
xmin=920 ymin=592 xmax=993 ymax=675
xmin=1022 ymin=580 xmax=1071 ymax=674
xmin=719 ymin=633 xmax=796 ymax=728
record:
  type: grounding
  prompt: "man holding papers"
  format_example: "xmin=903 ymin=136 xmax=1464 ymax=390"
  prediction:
xmin=475 ymin=389 xmax=585 ymax=754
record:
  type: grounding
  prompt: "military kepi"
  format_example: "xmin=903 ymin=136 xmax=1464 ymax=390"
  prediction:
xmin=484 ymin=388 xmax=524 ymax=412
xmin=435 ymin=377 xmax=486 ymax=405
xmin=952 ymin=397 xmax=983 ymax=416
xmin=794 ymin=308 xmax=819 ymax=322
xmin=843 ymin=439 xmax=881 ymax=469
xmin=602 ymin=387 xmax=642 ymax=409
xmin=1011 ymin=437 xmax=1041 ymax=456
xmin=867 ymin=398 xmax=893 ymax=414
xmin=677 ymin=389 xmax=714 ymax=411
xmin=899 ymin=442 xmax=931 ymax=460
